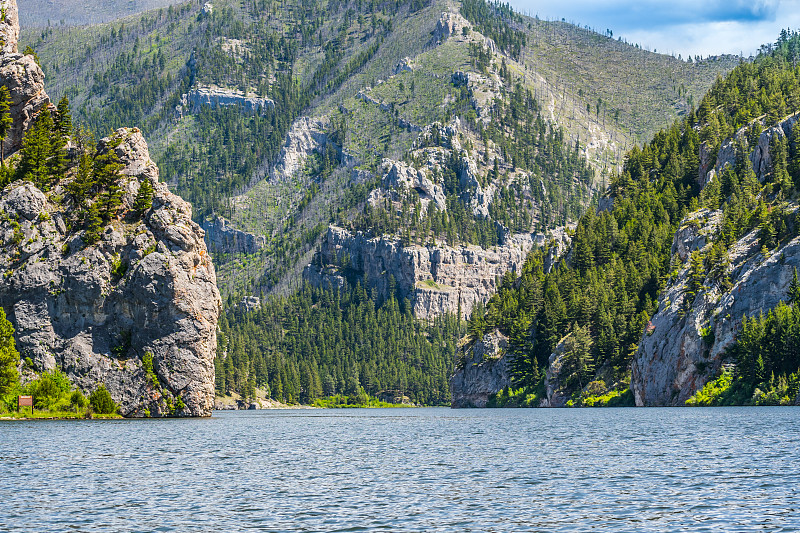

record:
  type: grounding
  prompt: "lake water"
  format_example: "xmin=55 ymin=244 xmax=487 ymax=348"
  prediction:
xmin=1 ymin=407 xmax=798 ymax=532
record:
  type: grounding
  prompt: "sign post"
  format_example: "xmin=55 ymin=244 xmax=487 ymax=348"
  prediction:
xmin=18 ymin=395 xmax=33 ymax=416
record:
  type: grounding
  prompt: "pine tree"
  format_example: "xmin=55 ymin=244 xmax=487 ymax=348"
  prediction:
xmin=133 ymin=177 xmax=154 ymax=216
xmin=84 ymin=202 xmax=104 ymax=244
xmin=54 ymin=96 xmax=73 ymax=140
xmin=17 ymin=109 xmax=54 ymax=190
xmin=66 ymin=148 xmax=96 ymax=206
xmin=789 ymin=268 xmax=800 ymax=308
xmin=93 ymin=140 xmax=124 ymax=222
xmin=0 ymin=85 xmax=12 ymax=166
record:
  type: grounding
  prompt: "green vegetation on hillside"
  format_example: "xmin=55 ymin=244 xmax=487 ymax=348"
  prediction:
xmin=460 ymin=0 xmax=526 ymax=60
xmin=471 ymin=30 xmax=800 ymax=405
xmin=22 ymin=0 xmax=737 ymax=305
xmin=217 ymin=282 xmax=461 ymax=405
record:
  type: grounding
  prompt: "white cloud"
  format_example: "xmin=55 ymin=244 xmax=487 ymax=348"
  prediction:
xmin=511 ymin=0 xmax=800 ymax=57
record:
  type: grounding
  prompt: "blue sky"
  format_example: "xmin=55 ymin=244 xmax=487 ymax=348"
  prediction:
xmin=509 ymin=0 xmax=798 ymax=58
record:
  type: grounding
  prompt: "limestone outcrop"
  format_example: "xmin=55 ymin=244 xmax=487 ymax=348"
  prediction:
xmin=202 ymin=215 xmax=266 ymax=255
xmin=699 ymin=114 xmax=799 ymax=188
xmin=0 ymin=0 xmax=19 ymax=54
xmin=449 ymin=330 xmax=512 ymax=407
xmin=178 ymin=86 xmax=274 ymax=116
xmin=0 ymin=128 xmax=221 ymax=417
xmin=271 ymin=116 xmax=330 ymax=181
xmin=631 ymin=204 xmax=800 ymax=406
xmin=539 ymin=337 xmax=572 ymax=408
xmin=0 ymin=0 xmax=51 ymax=157
xmin=383 ymin=159 xmax=447 ymax=211
xmin=304 ymin=226 xmax=545 ymax=320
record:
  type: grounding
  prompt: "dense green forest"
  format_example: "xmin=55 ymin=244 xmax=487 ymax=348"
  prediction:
xmin=216 ymin=283 xmax=462 ymax=405
xmin=469 ymin=30 xmax=800 ymax=406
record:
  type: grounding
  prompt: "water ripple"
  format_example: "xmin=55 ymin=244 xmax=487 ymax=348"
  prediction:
xmin=1 ymin=407 xmax=799 ymax=531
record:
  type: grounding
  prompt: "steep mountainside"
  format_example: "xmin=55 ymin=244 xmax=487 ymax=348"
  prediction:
xmin=1 ymin=1 xmax=221 ymax=417
xmin=452 ymin=31 xmax=800 ymax=408
xmin=21 ymin=0 xmax=737 ymax=305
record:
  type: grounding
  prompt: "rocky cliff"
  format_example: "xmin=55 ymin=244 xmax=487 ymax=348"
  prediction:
xmin=0 ymin=128 xmax=221 ymax=417
xmin=271 ymin=116 xmax=330 ymax=181
xmin=201 ymin=214 xmax=266 ymax=255
xmin=631 ymin=205 xmax=800 ymax=406
xmin=178 ymin=86 xmax=274 ymax=116
xmin=0 ymin=0 xmax=51 ymax=157
xmin=304 ymin=225 xmax=553 ymax=320
xmin=449 ymin=330 xmax=512 ymax=407
xmin=632 ymin=114 xmax=800 ymax=406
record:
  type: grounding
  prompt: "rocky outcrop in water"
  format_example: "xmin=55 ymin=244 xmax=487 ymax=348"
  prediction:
xmin=304 ymin=226 xmax=544 ymax=320
xmin=0 ymin=128 xmax=221 ymax=417
xmin=631 ymin=205 xmax=800 ymax=406
xmin=450 ymin=330 xmax=512 ymax=407
xmin=201 ymin=215 xmax=266 ymax=255
xmin=0 ymin=0 xmax=51 ymax=157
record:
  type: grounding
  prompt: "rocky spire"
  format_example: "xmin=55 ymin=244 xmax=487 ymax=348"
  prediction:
xmin=0 ymin=0 xmax=52 ymax=157
xmin=0 ymin=0 xmax=19 ymax=54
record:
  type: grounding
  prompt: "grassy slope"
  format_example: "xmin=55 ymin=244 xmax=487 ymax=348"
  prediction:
xmin=519 ymin=18 xmax=740 ymax=159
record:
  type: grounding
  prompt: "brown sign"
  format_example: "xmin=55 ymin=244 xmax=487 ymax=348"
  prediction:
xmin=18 ymin=396 xmax=33 ymax=408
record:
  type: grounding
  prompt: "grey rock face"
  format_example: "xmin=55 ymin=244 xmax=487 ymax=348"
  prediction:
xmin=202 ymin=215 xmax=266 ymax=255
xmin=178 ymin=86 xmax=274 ymax=116
xmin=449 ymin=330 xmax=512 ymax=408
xmin=0 ymin=0 xmax=19 ymax=54
xmin=304 ymin=226 xmax=541 ymax=320
xmin=699 ymin=114 xmax=799 ymax=188
xmin=631 ymin=206 xmax=800 ymax=406
xmin=0 ymin=128 xmax=221 ymax=417
xmin=540 ymin=337 xmax=571 ymax=408
xmin=383 ymin=159 xmax=447 ymax=211
xmin=271 ymin=116 xmax=330 ymax=181
xmin=0 ymin=0 xmax=52 ymax=157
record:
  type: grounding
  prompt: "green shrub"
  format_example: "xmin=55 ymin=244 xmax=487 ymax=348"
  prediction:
xmin=686 ymin=369 xmax=733 ymax=406
xmin=111 ymin=255 xmax=128 ymax=278
xmin=89 ymin=384 xmax=117 ymax=414
xmin=70 ymin=389 xmax=88 ymax=410
xmin=141 ymin=352 xmax=159 ymax=389
xmin=27 ymin=369 xmax=72 ymax=409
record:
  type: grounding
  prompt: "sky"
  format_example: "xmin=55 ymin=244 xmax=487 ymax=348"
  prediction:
xmin=509 ymin=0 xmax=800 ymax=58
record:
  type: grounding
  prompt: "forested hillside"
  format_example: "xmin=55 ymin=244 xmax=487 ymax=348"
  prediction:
xmin=464 ymin=30 xmax=800 ymax=408
xmin=17 ymin=0 xmax=738 ymax=405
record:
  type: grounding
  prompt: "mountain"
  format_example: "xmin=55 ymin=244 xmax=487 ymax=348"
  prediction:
xmin=17 ymin=0 xmax=740 ymax=406
xmin=21 ymin=0 xmax=738 ymax=301
xmin=0 ymin=0 xmax=221 ymax=417
xmin=451 ymin=30 xmax=800 ymax=408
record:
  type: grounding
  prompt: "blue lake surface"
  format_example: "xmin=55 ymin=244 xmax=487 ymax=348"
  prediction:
xmin=1 ymin=407 xmax=799 ymax=532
